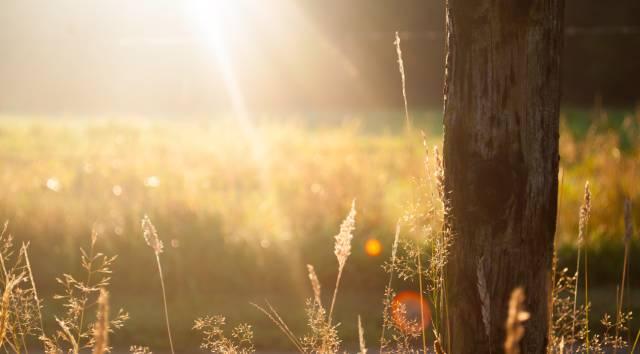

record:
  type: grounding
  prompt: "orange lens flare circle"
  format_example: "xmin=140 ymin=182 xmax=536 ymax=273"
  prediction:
xmin=391 ymin=291 xmax=432 ymax=333
xmin=364 ymin=238 xmax=382 ymax=256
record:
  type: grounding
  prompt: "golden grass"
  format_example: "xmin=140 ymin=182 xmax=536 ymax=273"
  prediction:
xmin=0 ymin=111 xmax=635 ymax=352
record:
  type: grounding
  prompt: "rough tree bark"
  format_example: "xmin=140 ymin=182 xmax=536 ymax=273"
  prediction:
xmin=442 ymin=1 xmax=564 ymax=353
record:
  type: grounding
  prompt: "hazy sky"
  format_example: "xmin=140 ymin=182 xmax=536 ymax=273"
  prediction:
xmin=1 ymin=0 xmax=638 ymax=116
xmin=0 ymin=0 xmax=443 ymax=116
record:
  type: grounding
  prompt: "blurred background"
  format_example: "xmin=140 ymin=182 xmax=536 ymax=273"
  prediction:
xmin=0 ymin=0 xmax=639 ymax=350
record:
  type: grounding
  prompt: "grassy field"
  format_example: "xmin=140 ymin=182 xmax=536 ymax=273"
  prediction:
xmin=0 ymin=109 xmax=638 ymax=351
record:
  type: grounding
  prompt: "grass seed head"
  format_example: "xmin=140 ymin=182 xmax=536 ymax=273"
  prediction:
xmin=578 ymin=181 xmax=591 ymax=246
xmin=307 ymin=264 xmax=322 ymax=307
xmin=334 ymin=200 xmax=356 ymax=269
xmin=141 ymin=215 xmax=163 ymax=254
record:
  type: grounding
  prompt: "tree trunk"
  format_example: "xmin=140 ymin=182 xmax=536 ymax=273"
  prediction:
xmin=442 ymin=1 xmax=564 ymax=353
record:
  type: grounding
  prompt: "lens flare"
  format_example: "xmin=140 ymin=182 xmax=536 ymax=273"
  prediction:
xmin=364 ymin=238 xmax=382 ymax=256
xmin=391 ymin=291 xmax=431 ymax=333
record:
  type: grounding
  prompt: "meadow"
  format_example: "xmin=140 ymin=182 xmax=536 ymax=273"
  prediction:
xmin=0 ymin=108 xmax=638 ymax=351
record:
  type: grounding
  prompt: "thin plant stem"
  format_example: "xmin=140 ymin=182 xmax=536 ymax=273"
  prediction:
xmin=380 ymin=222 xmax=400 ymax=351
xmin=328 ymin=267 xmax=343 ymax=325
xmin=631 ymin=328 xmax=640 ymax=353
xmin=394 ymin=31 xmax=411 ymax=132
xmin=21 ymin=244 xmax=45 ymax=337
xmin=155 ymin=253 xmax=175 ymax=354
xmin=549 ymin=168 xmax=564 ymax=353
xmin=569 ymin=237 xmax=581 ymax=353
xmin=251 ymin=302 xmax=303 ymax=353
xmin=614 ymin=241 xmax=630 ymax=354
xmin=584 ymin=230 xmax=590 ymax=354
xmin=417 ymin=244 xmax=427 ymax=354
xmin=75 ymin=239 xmax=96 ymax=351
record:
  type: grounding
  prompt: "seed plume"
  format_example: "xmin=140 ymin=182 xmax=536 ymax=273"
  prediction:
xmin=142 ymin=215 xmax=163 ymax=254
xmin=334 ymin=200 xmax=356 ymax=269
xmin=307 ymin=264 xmax=322 ymax=307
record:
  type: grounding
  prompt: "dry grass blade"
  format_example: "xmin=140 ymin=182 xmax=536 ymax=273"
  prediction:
xmin=380 ymin=221 xmax=401 ymax=351
xmin=20 ymin=242 xmax=45 ymax=336
xmin=92 ymin=289 xmax=109 ymax=354
xmin=632 ymin=328 xmax=640 ymax=354
xmin=358 ymin=315 xmax=366 ymax=354
xmin=0 ymin=274 xmax=23 ymax=347
xmin=394 ymin=31 xmax=411 ymax=131
xmin=307 ymin=264 xmax=322 ymax=308
xmin=615 ymin=198 xmax=633 ymax=354
xmin=581 ymin=182 xmax=592 ymax=353
xmin=251 ymin=302 xmax=303 ymax=353
xmin=504 ymin=287 xmax=530 ymax=354
xmin=416 ymin=242 xmax=427 ymax=353
xmin=56 ymin=317 xmax=80 ymax=354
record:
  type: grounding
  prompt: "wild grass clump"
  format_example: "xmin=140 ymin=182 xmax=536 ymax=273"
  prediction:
xmin=380 ymin=140 xmax=451 ymax=353
xmin=193 ymin=315 xmax=254 ymax=354
xmin=247 ymin=201 xmax=356 ymax=353
xmin=0 ymin=222 xmax=129 ymax=354
xmin=45 ymin=229 xmax=128 ymax=354
xmin=549 ymin=182 xmax=634 ymax=354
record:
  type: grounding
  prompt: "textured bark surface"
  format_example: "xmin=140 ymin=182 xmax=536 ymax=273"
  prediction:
xmin=442 ymin=1 xmax=564 ymax=353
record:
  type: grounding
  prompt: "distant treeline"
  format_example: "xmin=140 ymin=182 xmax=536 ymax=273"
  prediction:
xmin=305 ymin=0 xmax=640 ymax=108
xmin=0 ymin=0 xmax=638 ymax=116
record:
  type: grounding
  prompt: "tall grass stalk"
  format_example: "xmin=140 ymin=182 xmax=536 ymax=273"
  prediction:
xmin=142 ymin=216 xmax=175 ymax=354
xmin=92 ymin=289 xmax=109 ymax=354
xmin=328 ymin=200 xmax=356 ymax=325
xmin=251 ymin=302 xmax=304 ymax=353
xmin=20 ymin=243 xmax=45 ymax=337
xmin=358 ymin=315 xmax=367 ymax=354
xmin=75 ymin=230 xmax=98 ymax=347
xmin=570 ymin=182 xmax=590 ymax=352
xmin=379 ymin=221 xmax=400 ymax=350
xmin=615 ymin=198 xmax=633 ymax=354
xmin=549 ymin=168 xmax=564 ymax=353
xmin=582 ymin=182 xmax=591 ymax=353
xmin=416 ymin=243 xmax=427 ymax=353
xmin=632 ymin=328 xmax=640 ymax=353
xmin=394 ymin=31 xmax=411 ymax=131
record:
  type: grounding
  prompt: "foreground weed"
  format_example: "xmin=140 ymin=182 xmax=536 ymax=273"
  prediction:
xmin=193 ymin=315 xmax=254 ymax=354
xmin=91 ymin=289 xmax=109 ymax=354
xmin=141 ymin=215 xmax=175 ymax=354
xmin=252 ymin=201 xmax=356 ymax=353
xmin=46 ymin=229 xmax=128 ymax=354
xmin=381 ymin=143 xmax=451 ymax=353
xmin=357 ymin=315 xmax=366 ymax=354
xmin=129 ymin=346 xmax=152 ymax=354
xmin=549 ymin=182 xmax=632 ymax=353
